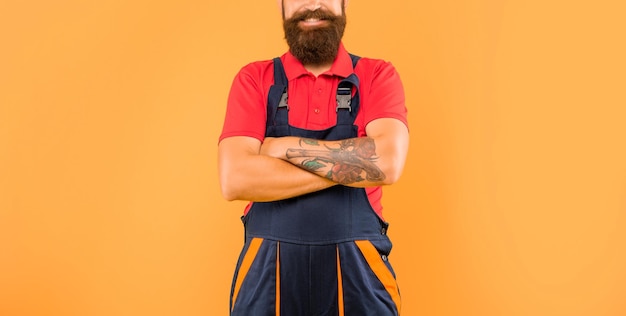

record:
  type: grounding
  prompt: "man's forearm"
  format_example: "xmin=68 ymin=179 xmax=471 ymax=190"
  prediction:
xmin=218 ymin=137 xmax=336 ymax=202
xmin=262 ymin=136 xmax=397 ymax=188
xmin=286 ymin=137 xmax=385 ymax=185
xmin=228 ymin=156 xmax=336 ymax=202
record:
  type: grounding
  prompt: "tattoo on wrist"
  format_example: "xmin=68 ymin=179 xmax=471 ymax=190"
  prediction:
xmin=286 ymin=137 xmax=385 ymax=184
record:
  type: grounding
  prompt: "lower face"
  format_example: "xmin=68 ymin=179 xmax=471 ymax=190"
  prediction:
xmin=281 ymin=0 xmax=347 ymax=65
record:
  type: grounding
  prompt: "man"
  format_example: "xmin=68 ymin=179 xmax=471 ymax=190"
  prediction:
xmin=218 ymin=0 xmax=409 ymax=315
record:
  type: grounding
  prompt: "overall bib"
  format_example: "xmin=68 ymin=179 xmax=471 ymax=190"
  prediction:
xmin=229 ymin=55 xmax=401 ymax=316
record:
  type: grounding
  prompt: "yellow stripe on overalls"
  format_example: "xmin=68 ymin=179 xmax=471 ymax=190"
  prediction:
xmin=355 ymin=240 xmax=402 ymax=314
xmin=276 ymin=242 xmax=280 ymax=316
xmin=231 ymin=237 xmax=264 ymax=312
xmin=336 ymin=246 xmax=345 ymax=316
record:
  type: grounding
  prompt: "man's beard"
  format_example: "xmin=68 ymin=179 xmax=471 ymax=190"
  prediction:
xmin=283 ymin=9 xmax=347 ymax=66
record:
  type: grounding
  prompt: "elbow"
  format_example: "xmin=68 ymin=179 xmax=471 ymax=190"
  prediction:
xmin=219 ymin=180 xmax=235 ymax=201
xmin=378 ymin=160 xmax=406 ymax=185
xmin=219 ymin=171 xmax=243 ymax=201
xmin=380 ymin=169 xmax=402 ymax=185
xmin=220 ymin=182 xmax=246 ymax=201
xmin=220 ymin=186 xmax=238 ymax=202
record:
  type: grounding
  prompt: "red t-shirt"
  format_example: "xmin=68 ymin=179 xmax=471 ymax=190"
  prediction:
xmin=220 ymin=43 xmax=408 ymax=219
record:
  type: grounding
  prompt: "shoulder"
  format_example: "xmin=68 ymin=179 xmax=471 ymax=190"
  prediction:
xmin=352 ymin=56 xmax=401 ymax=81
xmin=229 ymin=59 xmax=278 ymax=94
xmin=235 ymin=59 xmax=275 ymax=80
xmin=350 ymin=56 xmax=403 ymax=91
xmin=353 ymin=55 xmax=397 ymax=70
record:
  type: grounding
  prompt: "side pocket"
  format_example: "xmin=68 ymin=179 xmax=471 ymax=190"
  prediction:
xmin=354 ymin=240 xmax=402 ymax=314
xmin=231 ymin=237 xmax=264 ymax=313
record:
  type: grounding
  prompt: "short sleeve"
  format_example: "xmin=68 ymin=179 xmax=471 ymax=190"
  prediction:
xmin=356 ymin=59 xmax=408 ymax=133
xmin=219 ymin=61 xmax=273 ymax=143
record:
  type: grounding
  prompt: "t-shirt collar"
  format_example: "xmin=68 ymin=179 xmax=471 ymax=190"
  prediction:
xmin=282 ymin=43 xmax=353 ymax=80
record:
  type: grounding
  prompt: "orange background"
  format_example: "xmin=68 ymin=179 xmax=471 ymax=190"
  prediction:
xmin=2 ymin=0 xmax=626 ymax=315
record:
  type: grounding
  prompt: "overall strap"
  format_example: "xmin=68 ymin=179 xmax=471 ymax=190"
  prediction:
xmin=349 ymin=53 xmax=361 ymax=68
xmin=336 ymin=54 xmax=361 ymax=126
xmin=266 ymin=57 xmax=290 ymax=129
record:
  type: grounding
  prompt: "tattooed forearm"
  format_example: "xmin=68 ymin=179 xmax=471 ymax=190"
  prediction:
xmin=285 ymin=137 xmax=386 ymax=185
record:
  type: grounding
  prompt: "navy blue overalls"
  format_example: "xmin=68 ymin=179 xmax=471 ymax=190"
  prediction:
xmin=229 ymin=55 xmax=401 ymax=316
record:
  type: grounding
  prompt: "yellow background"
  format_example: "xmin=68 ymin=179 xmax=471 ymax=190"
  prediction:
xmin=2 ymin=0 xmax=626 ymax=315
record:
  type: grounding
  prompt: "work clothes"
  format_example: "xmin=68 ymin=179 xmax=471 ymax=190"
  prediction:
xmin=229 ymin=55 xmax=401 ymax=316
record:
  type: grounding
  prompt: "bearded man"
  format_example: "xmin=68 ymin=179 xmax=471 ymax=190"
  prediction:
xmin=218 ymin=0 xmax=409 ymax=315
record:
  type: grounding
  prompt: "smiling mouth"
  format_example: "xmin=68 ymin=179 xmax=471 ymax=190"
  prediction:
xmin=299 ymin=18 xmax=329 ymax=28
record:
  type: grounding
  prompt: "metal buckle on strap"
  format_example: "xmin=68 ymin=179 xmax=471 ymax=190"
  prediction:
xmin=336 ymin=87 xmax=352 ymax=112
xmin=278 ymin=91 xmax=289 ymax=109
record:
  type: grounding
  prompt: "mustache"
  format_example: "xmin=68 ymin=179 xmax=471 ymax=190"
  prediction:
xmin=287 ymin=9 xmax=342 ymax=22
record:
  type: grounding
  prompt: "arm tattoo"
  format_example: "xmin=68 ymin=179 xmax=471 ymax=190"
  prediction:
xmin=286 ymin=137 xmax=386 ymax=185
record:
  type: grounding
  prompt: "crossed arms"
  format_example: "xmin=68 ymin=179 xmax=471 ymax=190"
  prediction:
xmin=218 ymin=118 xmax=409 ymax=202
